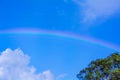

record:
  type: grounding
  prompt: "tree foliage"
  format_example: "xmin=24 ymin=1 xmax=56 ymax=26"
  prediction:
xmin=77 ymin=53 xmax=120 ymax=80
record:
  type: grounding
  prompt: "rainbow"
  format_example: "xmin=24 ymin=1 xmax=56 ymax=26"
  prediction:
xmin=0 ymin=28 xmax=120 ymax=51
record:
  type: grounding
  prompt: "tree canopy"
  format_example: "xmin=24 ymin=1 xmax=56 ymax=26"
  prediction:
xmin=77 ymin=53 xmax=120 ymax=80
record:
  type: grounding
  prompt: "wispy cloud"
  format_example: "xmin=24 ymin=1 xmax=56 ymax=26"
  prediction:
xmin=0 ymin=48 xmax=55 ymax=80
xmin=74 ymin=0 xmax=120 ymax=23
xmin=56 ymin=73 xmax=67 ymax=79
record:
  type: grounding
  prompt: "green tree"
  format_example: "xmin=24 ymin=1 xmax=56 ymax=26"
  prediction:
xmin=77 ymin=53 xmax=120 ymax=80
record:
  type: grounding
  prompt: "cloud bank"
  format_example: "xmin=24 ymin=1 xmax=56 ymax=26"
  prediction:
xmin=74 ymin=0 xmax=120 ymax=23
xmin=0 ymin=48 xmax=55 ymax=80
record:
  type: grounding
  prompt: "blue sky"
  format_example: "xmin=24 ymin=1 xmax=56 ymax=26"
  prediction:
xmin=0 ymin=0 xmax=120 ymax=80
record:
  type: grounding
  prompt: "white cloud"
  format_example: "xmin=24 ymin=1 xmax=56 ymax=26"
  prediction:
xmin=56 ymin=73 xmax=67 ymax=79
xmin=74 ymin=0 xmax=120 ymax=23
xmin=0 ymin=48 xmax=55 ymax=80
